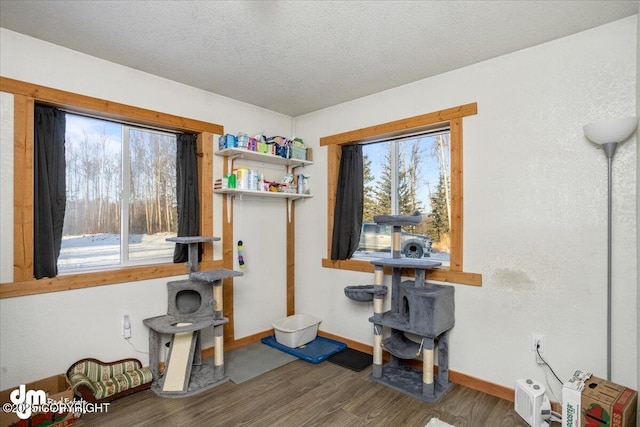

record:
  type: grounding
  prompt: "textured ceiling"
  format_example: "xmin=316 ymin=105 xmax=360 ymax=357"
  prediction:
xmin=0 ymin=1 xmax=638 ymax=116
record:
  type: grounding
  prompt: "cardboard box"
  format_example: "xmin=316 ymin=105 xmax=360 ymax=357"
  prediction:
xmin=562 ymin=370 xmax=638 ymax=427
xmin=563 ymin=370 xmax=592 ymax=427
xmin=0 ymin=374 xmax=78 ymax=427
xmin=581 ymin=376 xmax=637 ymax=427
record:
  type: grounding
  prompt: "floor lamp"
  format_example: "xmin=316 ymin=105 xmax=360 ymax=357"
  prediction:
xmin=582 ymin=116 xmax=638 ymax=381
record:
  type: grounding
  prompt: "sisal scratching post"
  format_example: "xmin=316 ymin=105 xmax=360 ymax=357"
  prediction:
xmin=374 ymin=265 xmax=384 ymax=286
xmin=422 ymin=339 xmax=435 ymax=398
xmin=372 ymin=291 xmax=384 ymax=378
xmin=213 ymin=282 xmax=223 ymax=319
xmin=373 ymin=295 xmax=383 ymax=315
xmin=212 ymin=281 xmax=225 ymax=379
xmin=392 ymin=226 xmax=401 ymax=258
xmin=372 ymin=326 xmax=383 ymax=378
xmin=214 ymin=326 xmax=225 ymax=380
xmin=391 ymin=226 xmax=402 ymax=313
xmin=372 ymin=264 xmax=385 ymax=378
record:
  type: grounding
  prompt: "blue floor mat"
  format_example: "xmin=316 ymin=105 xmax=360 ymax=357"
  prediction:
xmin=261 ymin=335 xmax=347 ymax=364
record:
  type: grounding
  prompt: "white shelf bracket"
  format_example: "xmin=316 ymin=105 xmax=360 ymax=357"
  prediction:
xmin=226 ymin=194 xmax=234 ymax=223
xmin=227 ymin=154 xmax=239 ymax=173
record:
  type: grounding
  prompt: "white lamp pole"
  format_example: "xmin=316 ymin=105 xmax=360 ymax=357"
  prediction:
xmin=583 ymin=117 xmax=638 ymax=381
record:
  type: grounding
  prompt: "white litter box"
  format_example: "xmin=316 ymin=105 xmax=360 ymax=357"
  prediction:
xmin=272 ymin=314 xmax=321 ymax=348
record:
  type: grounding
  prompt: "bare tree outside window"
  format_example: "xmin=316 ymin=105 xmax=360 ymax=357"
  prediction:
xmin=128 ymin=129 xmax=177 ymax=262
xmin=58 ymin=114 xmax=177 ymax=272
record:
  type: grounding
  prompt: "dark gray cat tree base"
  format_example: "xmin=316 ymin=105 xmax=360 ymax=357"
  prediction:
xmin=370 ymin=326 xmax=453 ymax=403
xmin=370 ymin=363 xmax=453 ymax=403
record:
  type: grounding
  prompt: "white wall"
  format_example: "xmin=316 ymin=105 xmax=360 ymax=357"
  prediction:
xmin=0 ymin=28 xmax=294 ymax=388
xmin=294 ymin=15 xmax=638 ymax=399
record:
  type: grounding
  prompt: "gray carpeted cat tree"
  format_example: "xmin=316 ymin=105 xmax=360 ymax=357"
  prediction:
xmin=345 ymin=213 xmax=454 ymax=402
xmin=144 ymin=236 xmax=242 ymax=398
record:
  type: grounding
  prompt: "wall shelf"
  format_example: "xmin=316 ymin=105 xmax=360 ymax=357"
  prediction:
xmin=215 ymin=142 xmax=312 ymax=317
xmin=213 ymin=188 xmax=312 ymax=201
xmin=214 ymin=148 xmax=313 ymax=222
xmin=215 ymin=147 xmax=312 ymax=169
xmin=214 ymin=188 xmax=311 ymax=221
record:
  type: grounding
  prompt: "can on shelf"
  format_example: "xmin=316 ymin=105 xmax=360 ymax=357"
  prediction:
xmin=236 ymin=168 xmax=249 ymax=189
xmin=247 ymin=169 xmax=259 ymax=191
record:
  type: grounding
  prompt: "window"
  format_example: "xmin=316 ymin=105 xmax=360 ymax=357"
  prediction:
xmin=321 ymin=103 xmax=482 ymax=286
xmin=59 ymin=114 xmax=178 ymax=272
xmin=353 ymin=130 xmax=451 ymax=263
xmin=2 ymin=76 xmax=222 ymax=297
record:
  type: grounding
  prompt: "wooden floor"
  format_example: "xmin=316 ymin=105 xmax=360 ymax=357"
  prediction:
xmin=74 ymin=360 xmax=533 ymax=427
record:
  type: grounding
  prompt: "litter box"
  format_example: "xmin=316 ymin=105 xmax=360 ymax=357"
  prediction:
xmin=272 ymin=314 xmax=321 ymax=348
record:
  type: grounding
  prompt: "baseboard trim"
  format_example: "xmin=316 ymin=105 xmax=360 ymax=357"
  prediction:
xmin=202 ymin=329 xmax=516 ymax=403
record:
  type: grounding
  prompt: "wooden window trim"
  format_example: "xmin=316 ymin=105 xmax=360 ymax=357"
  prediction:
xmin=0 ymin=77 xmax=224 ymax=298
xmin=320 ymin=102 xmax=482 ymax=286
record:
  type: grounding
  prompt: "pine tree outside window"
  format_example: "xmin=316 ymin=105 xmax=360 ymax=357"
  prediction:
xmin=321 ymin=102 xmax=481 ymax=286
xmin=353 ymin=129 xmax=451 ymax=263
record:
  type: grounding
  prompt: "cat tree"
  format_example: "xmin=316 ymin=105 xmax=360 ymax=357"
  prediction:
xmin=345 ymin=213 xmax=454 ymax=402
xmin=144 ymin=236 xmax=242 ymax=398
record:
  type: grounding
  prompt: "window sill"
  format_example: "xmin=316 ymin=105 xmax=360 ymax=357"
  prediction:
xmin=0 ymin=260 xmax=225 ymax=299
xmin=321 ymin=258 xmax=482 ymax=286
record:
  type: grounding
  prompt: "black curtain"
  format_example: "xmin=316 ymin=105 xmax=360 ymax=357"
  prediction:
xmin=173 ymin=133 xmax=201 ymax=263
xmin=331 ymin=144 xmax=364 ymax=260
xmin=34 ymin=104 xmax=66 ymax=279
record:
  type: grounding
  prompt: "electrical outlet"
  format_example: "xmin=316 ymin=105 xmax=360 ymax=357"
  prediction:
xmin=123 ymin=314 xmax=131 ymax=339
xmin=530 ymin=333 xmax=544 ymax=354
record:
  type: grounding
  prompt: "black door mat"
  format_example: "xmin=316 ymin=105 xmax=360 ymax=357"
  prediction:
xmin=327 ymin=347 xmax=373 ymax=372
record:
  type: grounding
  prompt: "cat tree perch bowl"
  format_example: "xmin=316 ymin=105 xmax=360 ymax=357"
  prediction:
xmin=344 ymin=285 xmax=388 ymax=302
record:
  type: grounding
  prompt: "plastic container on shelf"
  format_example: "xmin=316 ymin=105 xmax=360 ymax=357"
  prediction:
xmin=247 ymin=169 xmax=259 ymax=190
xmin=236 ymin=168 xmax=249 ymax=189
xmin=219 ymin=134 xmax=237 ymax=149
xmin=237 ymin=134 xmax=249 ymax=149
xmin=290 ymin=146 xmax=307 ymax=160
